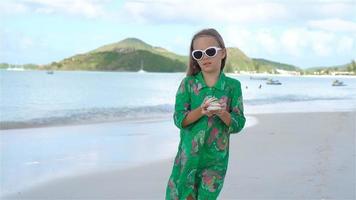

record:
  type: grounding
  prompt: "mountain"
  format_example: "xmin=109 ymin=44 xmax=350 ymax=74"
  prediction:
xmin=252 ymin=58 xmax=302 ymax=73
xmin=224 ymin=47 xmax=255 ymax=72
xmin=304 ymin=60 xmax=356 ymax=75
xmin=30 ymin=37 xmax=336 ymax=74
xmin=42 ymin=38 xmax=187 ymax=72
xmin=3 ymin=37 xmax=353 ymax=75
xmin=92 ymin=38 xmax=187 ymax=64
xmin=216 ymin=48 xmax=303 ymax=73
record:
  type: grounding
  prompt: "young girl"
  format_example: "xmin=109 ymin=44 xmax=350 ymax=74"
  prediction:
xmin=166 ymin=28 xmax=246 ymax=200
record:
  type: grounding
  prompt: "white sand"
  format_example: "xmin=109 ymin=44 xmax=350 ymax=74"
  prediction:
xmin=2 ymin=111 xmax=355 ymax=200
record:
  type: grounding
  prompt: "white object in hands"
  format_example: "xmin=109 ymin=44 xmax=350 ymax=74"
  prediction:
xmin=205 ymin=97 xmax=218 ymax=104
xmin=206 ymin=97 xmax=222 ymax=111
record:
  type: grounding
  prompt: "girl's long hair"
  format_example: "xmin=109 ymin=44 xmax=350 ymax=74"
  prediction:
xmin=186 ymin=28 xmax=227 ymax=76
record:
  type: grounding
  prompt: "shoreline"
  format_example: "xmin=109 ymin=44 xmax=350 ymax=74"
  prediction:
xmin=2 ymin=69 xmax=356 ymax=78
xmin=0 ymin=113 xmax=263 ymax=131
xmin=1 ymin=108 xmax=354 ymax=131
xmin=0 ymin=114 xmax=173 ymax=131
xmin=2 ymin=111 xmax=355 ymax=199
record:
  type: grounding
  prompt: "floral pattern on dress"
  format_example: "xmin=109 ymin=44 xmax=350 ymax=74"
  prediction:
xmin=166 ymin=71 xmax=246 ymax=199
xmin=207 ymin=127 xmax=219 ymax=146
xmin=201 ymin=169 xmax=223 ymax=192
xmin=191 ymin=130 xmax=205 ymax=155
xmin=168 ymin=178 xmax=179 ymax=200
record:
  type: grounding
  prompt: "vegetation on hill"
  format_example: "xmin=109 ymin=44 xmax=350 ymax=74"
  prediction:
xmin=1 ymin=38 xmax=354 ymax=75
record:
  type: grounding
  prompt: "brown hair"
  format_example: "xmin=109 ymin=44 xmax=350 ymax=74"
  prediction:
xmin=186 ymin=28 xmax=227 ymax=76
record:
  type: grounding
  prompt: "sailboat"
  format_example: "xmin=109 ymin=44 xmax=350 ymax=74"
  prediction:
xmin=7 ymin=63 xmax=24 ymax=71
xmin=137 ymin=59 xmax=146 ymax=73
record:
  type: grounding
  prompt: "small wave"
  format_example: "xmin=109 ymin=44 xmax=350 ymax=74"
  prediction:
xmin=1 ymin=96 xmax=351 ymax=130
xmin=24 ymin=161 xmax=40 ymax=165
xmin=0 ymin=104 xmax=174 ymax=130
xmin=245 ymin=95 xmax=348 ymax=105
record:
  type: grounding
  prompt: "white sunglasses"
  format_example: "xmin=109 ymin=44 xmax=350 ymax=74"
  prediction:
xmin=191 ymin=46 xmax=222 ymax=60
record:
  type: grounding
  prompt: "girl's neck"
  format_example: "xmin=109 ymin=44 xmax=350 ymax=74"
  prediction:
xmin=201 ymin=70 xmax=221 ymax=87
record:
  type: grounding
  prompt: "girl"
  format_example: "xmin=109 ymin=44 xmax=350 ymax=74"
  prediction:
xmin=166 ymin=28 xmax=246 ymax=200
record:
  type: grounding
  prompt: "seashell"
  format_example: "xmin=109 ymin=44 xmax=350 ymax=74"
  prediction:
xmin=205 ymin=97 xmax=218 ymax=104
xmin=207 ymin=105 xmax=222 ymax=111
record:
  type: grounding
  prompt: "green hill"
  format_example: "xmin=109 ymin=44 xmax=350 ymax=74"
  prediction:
xmin=91 ymin=38 xmax=187 ymax=64
xmin=304 ymin=60 xmax=356 ymax=75
xmin=224 ymin=47 xmax=255 ymax=72
xmin=3 ymin=38 xmax=353 ymax=75
xmin=42 ymin=38 xmax=187 ymax=72
xmin=37 ymin=37 xmax=304 ymax=74
xmin=252 ymin=58 xmax=302 ymax=73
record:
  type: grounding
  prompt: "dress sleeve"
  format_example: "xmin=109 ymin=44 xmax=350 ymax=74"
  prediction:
xmin=227 ymin=81 xmax=246 ymax=134
xmin=173 ymin=77 xmax=191 ymax=130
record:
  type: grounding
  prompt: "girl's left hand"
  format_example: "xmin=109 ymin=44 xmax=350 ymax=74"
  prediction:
xmin=215 ymin=102 xmax=227 ymax=116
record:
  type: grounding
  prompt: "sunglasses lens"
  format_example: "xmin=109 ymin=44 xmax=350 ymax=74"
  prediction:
xmin=206 ymin=48 xmax=217 ymax=57
xmin=193 ymin=51 xmax=203 ymax=60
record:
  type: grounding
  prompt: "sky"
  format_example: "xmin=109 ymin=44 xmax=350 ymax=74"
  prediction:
xmin=0 ymin=0 xmax=355 ymax=68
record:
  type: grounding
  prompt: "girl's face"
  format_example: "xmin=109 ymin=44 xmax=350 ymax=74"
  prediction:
xmin=192 ymin=36 xmax=226 ymax=74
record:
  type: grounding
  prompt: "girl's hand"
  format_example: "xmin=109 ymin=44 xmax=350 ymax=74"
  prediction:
xmin=216 ymin=101 xmax=227 ymax=116
xmin=200 ymin=97 xmax=212 ymax=117
xmin=201 ymin=97 xmax=222 ymax=117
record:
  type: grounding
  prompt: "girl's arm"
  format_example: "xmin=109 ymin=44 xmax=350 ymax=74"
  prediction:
xmin=182 ymin=95 xmax=223 ymax=128
xmin=173 ymin=77 xmax=192 ymax=129
xmin=181 ymin=107 xmax=204 ymax=128
xmin=217 ymin=81 xmax=246 ymax=134
xmin=216 ymin=110 xmax=231 ymax=127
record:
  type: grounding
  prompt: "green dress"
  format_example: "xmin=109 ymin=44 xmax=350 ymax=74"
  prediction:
xmin=166 ymin=71 xmax=246 ymax=200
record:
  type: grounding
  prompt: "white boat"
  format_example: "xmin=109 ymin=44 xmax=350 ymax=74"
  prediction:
xmin=137 ymin=60 xmax=146 ymax=73
xmin=332 ymin=80 xmax=346 ymax=86
xmin=7 ymin=66 xmax=24 ymax=71
xmin=266 ymin=79 xmax=282 ymax=85
xmin=250 ymin=76 xmax=268 ymax=80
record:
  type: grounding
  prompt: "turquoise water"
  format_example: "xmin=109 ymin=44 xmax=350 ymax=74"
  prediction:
xmin=1 ymin=70 xmax=355 ymax=129
xmin=1 ymin=70 xmax=356 ymax=195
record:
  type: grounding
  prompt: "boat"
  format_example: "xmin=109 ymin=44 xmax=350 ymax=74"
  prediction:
xmin=266 ymin=79 xmax=282 ymax=85
xmin=7 ymin=67 xmax=24 ymax=71
xmin=137 ymin=59 xmax=146 ymax=73
xmin=7 ymin=64 xmax=24 ymax=71
xmin=6 ymin=63 xmax=25 ymax=71
xmin=250 ymin=76 xmax=268 ymax=80
xmin=332 ymin=80 xmax=346 ymax=86
xmin=47 ymin=70 xmax=54 ymax=74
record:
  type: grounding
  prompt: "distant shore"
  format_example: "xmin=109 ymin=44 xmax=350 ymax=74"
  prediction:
xmin=1 ymin=68 xmax=356 ymax=77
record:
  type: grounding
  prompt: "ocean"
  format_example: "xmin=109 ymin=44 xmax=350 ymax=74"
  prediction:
xmin=1 ymin=69 xmax=356 ymax=196
xmin=1 ymin=70 xmax=355 ymax=129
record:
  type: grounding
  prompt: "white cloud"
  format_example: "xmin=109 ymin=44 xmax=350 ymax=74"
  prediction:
xmin=1 ymin=0 xmax=355 ymax=66
xmin=309 ymin=31 xmax=334 ymax=56
xmin=308 ymin=18 xmax=356 ymax=33
xmin=224 ymin=27 xmax=257 ymax=55
xmin=119 ymin=0 xmax=356 ymax=26
xmin=255 ymin=30 xmax=279 ymax=55
xmin=225 ymin=26 xmax=355 ymax=59
xmin=280 ymin=29 xmax=307 ymax=57
xmin=0 ymin=2 xmax=28 ymax=15
xmin=121 ymin=0 xmax=291 ymax=24
xmin=317 ymin=2 xmax=356 ymax=19
xmin=1 ymin=0 xmax=107 ymax=18
xmin=336 ymin=36 xmax=355 ymax=53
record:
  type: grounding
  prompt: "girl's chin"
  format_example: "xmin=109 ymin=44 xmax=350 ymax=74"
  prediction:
xmin=201 ymin=67 xmax=220 ymax=73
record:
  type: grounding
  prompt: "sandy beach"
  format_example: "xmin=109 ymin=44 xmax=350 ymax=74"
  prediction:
xmin=2 ymin=111 xmax=355 ymax=200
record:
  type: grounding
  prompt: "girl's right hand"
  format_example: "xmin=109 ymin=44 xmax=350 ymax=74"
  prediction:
xmin=200 ymin=98 xmax=211 ymax=117
xmin=200 ymin=97 xmax=220 ymax=117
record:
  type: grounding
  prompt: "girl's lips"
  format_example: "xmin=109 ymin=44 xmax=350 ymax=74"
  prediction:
xmin=203 ymin=62 xmax=212 ymax=66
